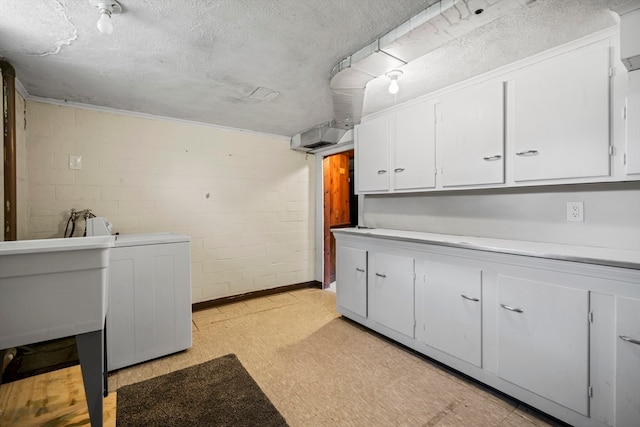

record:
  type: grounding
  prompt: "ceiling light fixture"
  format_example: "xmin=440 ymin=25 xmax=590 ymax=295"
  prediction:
xmin=386 ymin=70 xmax=403 ymax=95
xmin=89 ymin=0 xmax=122 ymax=35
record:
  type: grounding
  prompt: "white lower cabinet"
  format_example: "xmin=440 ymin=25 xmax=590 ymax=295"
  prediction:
xmin=615 ymin=296 xmax=640 ymax=427
xmin=369 ymin=251 xmax=415 ymax=338
xmin=107 ymin=235 xmax=192 ymax=371
xmin=335 ymin=246 xmax=367 ymax=318
xmin=496 ymin=274 xmax=590 ymax=416
xmin=333 ymin=230 xmax=640 ymax=427
xmin=416 ymin=260 xmax=482 ymax=367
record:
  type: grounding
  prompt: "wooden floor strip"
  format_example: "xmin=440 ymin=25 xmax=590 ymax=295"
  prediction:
xmin=0 ymin=365 xmax=116 ymax=426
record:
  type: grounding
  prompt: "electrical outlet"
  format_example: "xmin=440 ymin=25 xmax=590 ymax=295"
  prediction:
xmin=566 ymin=201 xmax=584 ymax=222
xmin=69 ymin=155 xmax=82 ymax=170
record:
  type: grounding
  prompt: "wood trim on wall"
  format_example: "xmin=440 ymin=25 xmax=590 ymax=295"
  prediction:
xmin=1 ymin=60 xmax=16 ymax=241
xmin=191 ymin=280 xmax=322 ymax=312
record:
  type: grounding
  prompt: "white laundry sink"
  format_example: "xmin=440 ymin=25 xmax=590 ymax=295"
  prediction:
xmin=0 ymin=236 xmax=115 ymax=350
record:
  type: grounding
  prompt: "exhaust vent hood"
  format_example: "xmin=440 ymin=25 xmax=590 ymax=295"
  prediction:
xmin=290 ymin=122 xmax=347 ymax=151
xmin=291 ymin=0 xmax=534 ymax=153
xmin=613 ymin=1 xmax=640 ymax=71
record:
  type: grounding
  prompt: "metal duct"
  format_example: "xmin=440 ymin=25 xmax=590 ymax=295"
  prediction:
xmin=291 ymin=0 xmax=533 ymax=152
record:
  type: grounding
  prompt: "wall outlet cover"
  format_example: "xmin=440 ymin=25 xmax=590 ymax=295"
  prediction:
xmin=566 ymin=201 xmax=584 ymax=222
xmin=69 ymin=155 xmax=82 ymax=170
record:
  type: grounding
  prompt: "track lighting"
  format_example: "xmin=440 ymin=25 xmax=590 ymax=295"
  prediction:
xmin=386 ymin=70 xmax=403 ymax=95
xmin=89 ymin=0 xmax=122 ymax=35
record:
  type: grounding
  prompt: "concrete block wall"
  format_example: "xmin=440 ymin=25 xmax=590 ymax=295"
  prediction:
xmin=22 ymin=101 xmax=315 ymax=303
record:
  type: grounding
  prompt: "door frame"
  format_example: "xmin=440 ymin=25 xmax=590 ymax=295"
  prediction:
xmin=314 ymin=142 xmax=363 ymax=285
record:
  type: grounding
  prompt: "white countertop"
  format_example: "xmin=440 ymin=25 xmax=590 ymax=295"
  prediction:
xmin=332 ymin=227 xmax=640 ymax=270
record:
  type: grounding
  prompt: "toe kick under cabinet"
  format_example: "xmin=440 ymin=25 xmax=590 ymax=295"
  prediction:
xmin=333 ymin=229 xmax=640 ymax=427
xmin=106 ymin=233 xmax=192 ymax=371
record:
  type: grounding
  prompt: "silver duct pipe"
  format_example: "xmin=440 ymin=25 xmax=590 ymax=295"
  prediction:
xmin=291 ymin=0 xmax=533 ymax=152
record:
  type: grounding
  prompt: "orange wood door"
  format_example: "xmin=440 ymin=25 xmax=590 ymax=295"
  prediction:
xmin=323 ymin=151 xmax=353 ymax=287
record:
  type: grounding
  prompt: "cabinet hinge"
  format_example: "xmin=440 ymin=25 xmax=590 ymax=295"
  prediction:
xmin=609 ymin=146 xmax=614 ymax=156
xmin=588 ymin=311 xmax=594 ymax=323
xmin=588 ymin=385 xmax=593 ymax=398
xmin=609 ymin=67 xmax=614 ymax=77
xmin=414 ymin=318 xmax=417 ymax=328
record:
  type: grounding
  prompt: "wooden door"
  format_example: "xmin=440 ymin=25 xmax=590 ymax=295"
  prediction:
xmin=323 ymin=150 xmax=354 ymax=287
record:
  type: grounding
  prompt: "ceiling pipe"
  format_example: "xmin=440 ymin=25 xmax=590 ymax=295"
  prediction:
xmin=291 ymin=0 xmax=534 ymax=151
xmin=1 ymin=59 xmax=17 ymax=241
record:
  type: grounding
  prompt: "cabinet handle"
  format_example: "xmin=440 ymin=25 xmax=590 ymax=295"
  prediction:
xmin=375 ymin=273 xmax=386 ymax=278
xmin=461 ymin=294 xmax=480 ymax=302
xmin=377 ymin=169 xmax=387 ymax=174
xmin=515 ymin=150 xmax=539 ymax=156
xmin=394 ymin=168 xmax=405 ymax=173
xmin=619 ymin=335 xmax=640 ymax=346
xmin=500 ymin=303 xmax=524 ymax=313
xmin=355 ymin=267 xmax=365 ymax=273
xmin=483 ymin=155 xmax=502 ymax=161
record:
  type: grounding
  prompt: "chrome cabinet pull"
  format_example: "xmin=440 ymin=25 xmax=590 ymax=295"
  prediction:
xmin=394 ymin=168 xmax=405 ymax=173
xmin=375 ymin=273 xmax=386 ymax=278
xmin=377 ymin=169 xmax=387 ymax=174
xmin=619 ymin=335 xmax=640 ymax=346
xmin=461 ymin=294 xmax=480 ymax=302
xmin=483 ymin=155 xmax=502 ymax=161
xmin=355 ymin=267 xmax=365 ymax=273
xmin=515 ymin=150 xmax=539 ymax=156
xmin=501 ymin=303 xmax=524 ymax=313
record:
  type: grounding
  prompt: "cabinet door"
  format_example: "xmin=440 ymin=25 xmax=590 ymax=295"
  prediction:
xmin=626 ymin=70 xmax=640 ymax=175
xmin=416 ymin=261 xmax=482 ymax=367
xmin=336 ymin=246 xmax=367 ymax=318
xmin=394 ymin=101 xmax=436 ymax=190
xmin=437 ymin=80 xmax=505 ymax=187
xmin=513 ymin=39 xmax=611 ymax=182
xmin=369 ymin=252 xmax=414 ymax=338
xmin=497 ymin=275 xmax=589 ymax=415
xmin=356 ymin=114 xmax=391 ymax=193
xmin=616 ymin=296 xmax=640 ymax=426
xmin=107 ymin=242 xmax=192 ymax=371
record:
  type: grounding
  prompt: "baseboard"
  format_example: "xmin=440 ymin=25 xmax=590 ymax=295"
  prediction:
xmin=192 ymin=280 xmax=322 ymax=312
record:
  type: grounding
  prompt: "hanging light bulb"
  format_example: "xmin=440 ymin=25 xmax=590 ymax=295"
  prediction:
xmin=388 ymin=79 xmax=399 ymax=95
xmin=386 ymin=70 xmax=403 ymax=95
xmin=96 ymin=9 xmax=113 ymax=34
xmin=89 ymin=1 xmax=122 ymax=34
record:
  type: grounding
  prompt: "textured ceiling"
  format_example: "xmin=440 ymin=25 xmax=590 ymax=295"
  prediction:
xmin=0 ymin=0 xmax=626 ymax=138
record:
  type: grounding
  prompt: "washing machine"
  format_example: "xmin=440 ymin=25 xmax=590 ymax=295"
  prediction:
xmin=87 ymin=218 xmax=192 ymax=371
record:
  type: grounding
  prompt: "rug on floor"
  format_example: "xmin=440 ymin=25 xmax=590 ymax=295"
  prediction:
xmin=116 ymin=354 xmax=288 ymax=427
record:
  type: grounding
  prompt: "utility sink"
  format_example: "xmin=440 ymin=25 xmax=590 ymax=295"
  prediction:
xmin=0 ymin=236 xmax=114 ymax=350
xmin=0 ymin=235 xmax=115 ymax=427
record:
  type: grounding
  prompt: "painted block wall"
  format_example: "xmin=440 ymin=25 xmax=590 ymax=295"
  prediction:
xmin=22 ymin=101 xmax=315 ymax=303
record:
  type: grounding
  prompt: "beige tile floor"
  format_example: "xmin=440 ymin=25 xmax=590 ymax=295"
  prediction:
xmin=108 ymin=288 xmax=563 ymax=427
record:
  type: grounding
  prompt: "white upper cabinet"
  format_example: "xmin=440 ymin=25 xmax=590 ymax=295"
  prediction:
xmin=436 ymin=80 xmax=505 ymax=187
xmin=626 ymin=70 xmax=640 ymax=175
xmin=512 ymin=39 xmax=611 ymax=182
xmin=394 ymin=101 xmax=436 ymax=191
xmin=356 ymin=100 xmax=436 ymax=194
xmin=356 ymin=113 xmax=391 ymax=193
